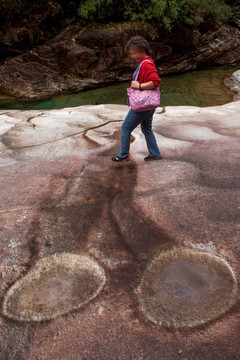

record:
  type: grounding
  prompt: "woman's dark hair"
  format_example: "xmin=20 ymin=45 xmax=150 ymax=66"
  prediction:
xmin=126 ymin=36 xmax=152 ymax=56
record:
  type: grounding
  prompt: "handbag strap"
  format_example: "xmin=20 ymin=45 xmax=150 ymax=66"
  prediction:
xmin=134 ymin=59 xmax=152 ymax=81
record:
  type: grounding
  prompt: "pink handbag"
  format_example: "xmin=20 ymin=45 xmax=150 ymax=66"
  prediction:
xmin=127 ymin=59 xmax=160 ymax=112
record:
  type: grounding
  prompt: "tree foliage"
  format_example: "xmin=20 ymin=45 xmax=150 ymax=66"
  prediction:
xmin=0 ymin=0 xmax=237 ymax=32
xmin=76 ymin=0 xmax=233 ymax=31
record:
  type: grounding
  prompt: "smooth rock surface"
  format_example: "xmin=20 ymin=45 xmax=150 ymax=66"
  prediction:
xmin=0 ymin=102 xmax=240 ymax=359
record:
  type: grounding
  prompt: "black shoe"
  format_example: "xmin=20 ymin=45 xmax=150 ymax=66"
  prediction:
xmin=111 ymin=155 xmax=130 ymax=162
xmin=144 ymin=154 xmax=162 ymax=161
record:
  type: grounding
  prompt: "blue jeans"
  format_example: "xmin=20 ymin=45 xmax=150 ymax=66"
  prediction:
xmin=118 ymin=108 xmax=162 ymax=158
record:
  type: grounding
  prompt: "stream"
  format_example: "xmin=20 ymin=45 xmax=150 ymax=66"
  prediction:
xmin=0 ymin=65 xmax=238 ymax=110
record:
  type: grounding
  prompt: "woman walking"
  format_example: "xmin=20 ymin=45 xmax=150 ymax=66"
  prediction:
xmin=112 ymin=36 xmax=162 ymax=162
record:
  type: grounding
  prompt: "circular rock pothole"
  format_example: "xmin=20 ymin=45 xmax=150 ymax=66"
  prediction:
xmin=1 ymin=253 xmax=106 ymax=322
xmin=136 ymin=246 xmax=238 ymax=328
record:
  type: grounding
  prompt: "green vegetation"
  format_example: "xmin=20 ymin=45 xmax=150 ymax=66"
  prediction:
xmin=77 ymin=0 xmax=231 ymax=31
xmin=0 ymin=0 xmax=239 ymax=32
xmin=74 ymin=0 xmax=237 ymax=32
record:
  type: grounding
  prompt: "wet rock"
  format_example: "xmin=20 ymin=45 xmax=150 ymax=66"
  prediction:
xmin=1 ymin=253 xmax=106 ymax=322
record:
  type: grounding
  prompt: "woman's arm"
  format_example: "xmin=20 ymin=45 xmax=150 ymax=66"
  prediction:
xmin=131 ymin=80 xmax=155 ymax=90
xmin=132 ymin=60 xmax=161 ymax=90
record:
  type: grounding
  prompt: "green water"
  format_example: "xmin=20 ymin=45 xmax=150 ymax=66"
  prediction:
xmin=0 ymin=65 xmax=238 ymax=110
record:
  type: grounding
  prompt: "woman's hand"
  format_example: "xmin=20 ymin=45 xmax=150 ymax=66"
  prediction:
xmin=131 ymin=80 xmax=155 ymax=90
xmin=131 ymin=81 xmax=140 ymax=89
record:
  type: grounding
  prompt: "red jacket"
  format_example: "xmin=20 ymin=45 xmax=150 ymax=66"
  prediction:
xmin=138 ymin=55 xmax=161 ymax=88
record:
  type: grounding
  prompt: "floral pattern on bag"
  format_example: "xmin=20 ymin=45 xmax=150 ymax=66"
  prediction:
xmin=127 ymin=59 xmax=161 ymax=112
